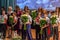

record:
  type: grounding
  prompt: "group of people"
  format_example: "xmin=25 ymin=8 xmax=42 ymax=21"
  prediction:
xmin=0 ymin=6 xmax=60 ymax=40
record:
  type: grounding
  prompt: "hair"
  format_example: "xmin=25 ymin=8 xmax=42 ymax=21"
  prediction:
xmin=8 ymin=6 xmax=12 ymax=10
xmin=24 ymin=6 xmax=29 ymax=12
xmin=1 ymin=7 xmax=5 ymax=10
xmin=38 ymin=7 xmax=42 ymax=12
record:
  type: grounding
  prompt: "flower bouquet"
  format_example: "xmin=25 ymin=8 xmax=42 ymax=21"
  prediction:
xmin=21 ymin=14 xmax=28 ymax=30
xmin=40 ymin=18 xmax=47 ymax=34
xmin=50 ymin=16 xmax=57 ymax=25
xmin=31 ymin=10 xmax=37 ymax=20
xmin=12 ymin=36 xmax=22 ymax=40
xmin=9 ymin=16 xmax=14 ymax=25
xmin=31 ymin=10 xmax=37 ymax=25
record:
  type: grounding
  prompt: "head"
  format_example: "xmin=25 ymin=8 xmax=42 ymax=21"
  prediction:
xmin=38 ymin=7 xmax=42 ymax=13
xmin=56 ymin=7 xmax=59 ymax=13
xmin=2 ymin=10 xmax=6 ymax=15
xmin=15 ymin=5 xmax=20 ymax=11
xmin=1 ymin=7 xmax=5 ymax=11
xmin=24 ymin=6 xmax=29 ymax=12
xmin=8 ymin=6 xmax=12 ymax=11
xmin=43 ymin=9 xmax=47 ymax=14
xmin=37 ymin=13 xmax=41 ymax=17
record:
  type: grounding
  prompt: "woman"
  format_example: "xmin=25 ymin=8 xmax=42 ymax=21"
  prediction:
xmin=44 ymin=11 xmax=51 ymax=40
xmin=57 ymin=7 xmax=60 ymax=40
xmin=7 ymin=6 xmax=13 ymax=38
xmin=50 ymin=11 xmax=58 ymax=40
xmin=35 ymin=8 xmax=42 ymax=40
xmin=11 ymin=12 xmax=18 ymax=37
xmin=15 ymin=6 xmax=22 ymax=35
xmin=1 ymin=10 xmax=7 ymax=38
xmin=41 ymin=9 xmax=48 ymax=40
xmin=22 ymin=7 xmax=32 ymax=40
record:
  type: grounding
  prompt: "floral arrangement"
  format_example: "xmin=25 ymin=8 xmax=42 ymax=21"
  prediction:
xmin=31 ymin=10 xmax=37 ymax=25
xmin=21 ymin=14 xmax=28 ymax=30
xmin=40 ymin=18 xmax=47 ymax=34
xmin=50 ymin=15 xmax=57 ymax=24
xmin=31 ymin=10 xmax=37 ymax=20
xmin=12 ymin=36 xmax=22 ymax=40
xmin=40 ymin=18 xmax=47 ymax=27
xmin=9 ymin=16 xmax=14 ymax=25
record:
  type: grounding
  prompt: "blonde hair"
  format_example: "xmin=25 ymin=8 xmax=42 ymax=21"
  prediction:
xmin=8 ymin=6 xmax=12 ymax=10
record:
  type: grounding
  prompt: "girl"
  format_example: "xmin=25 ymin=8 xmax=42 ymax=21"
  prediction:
xmin=7 ymin=6 xmax=13 ymax=38
xmin=12 ymin=12 xmax=18 ymax=37
xmin=50 ymin=11 xmax=58 ymax=40
xmin=15 ymin=6 xmax=22 ymax=35
xmin=41 ymin=9 xmax=49 ymax=40
xmin=1 ymin=10 xmax=7 ymax=38
xmin=56 ymin=7 xmax=60 ymax=40
xmin=35 ymin=8 xmax=42 ymax=40
xmin=22 ymin=9 xmax=32 ymax=40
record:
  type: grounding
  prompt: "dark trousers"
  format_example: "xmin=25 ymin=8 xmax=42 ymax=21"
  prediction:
xmin=22 ymin=29 xmax=27 ymax=40
xmin=22 ymin=24 xmax=32 ymax=40
xmin=42 ymin=28 xmax=47 ymax=40
xmin=35 ymin=24 xmax=41 ymax=40
xmin=53 ymin=27 xmax=58 ymax=40
xmin=0 ymin=24 xmax=6 ymax=38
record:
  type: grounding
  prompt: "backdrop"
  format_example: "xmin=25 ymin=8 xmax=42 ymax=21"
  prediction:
xmin=16 ymin=0 xmax=60 ymax=10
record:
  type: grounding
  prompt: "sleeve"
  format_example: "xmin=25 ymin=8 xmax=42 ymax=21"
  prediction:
xmin=4 ymin=15 xmax=8 ymax=20
xmin=29 ymin=15 xmax=32 ymax=23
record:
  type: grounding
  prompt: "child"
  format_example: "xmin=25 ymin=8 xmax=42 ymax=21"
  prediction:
xmin=22 ymin=9 xmax=32 ymax=40
xmin=1 ymin=10 xmax=7 ymax=38
xmin=35 ymin=8 xmax=42 ymax=40
xmin=50 ymin=11 xmax=58 ymax=40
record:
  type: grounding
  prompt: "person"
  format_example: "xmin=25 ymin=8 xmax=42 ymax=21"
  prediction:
xmin=44 ymin=11 xmax=51 ymax=40
xmin=50 ymin=11 xmax=58 ymax=40
xmin=41 ymin=9 xmax=48 ymax=40
xmin=35 ymin=8 xmax=42 ymax=40
xmin=11 ymin=12 xmax=18 ymax=37
xmin=7 ymin=6 xmax=13 ymax=15
xmin=22 ymin=7 xmax=32 ymax=40
xmin=58 ymin=12 xmax=60 ymax=40
xmin=1 ymin=7 xmax=6 ymax=15
xmin=7 ymin=6 xmax=13 ymax=38
xmin=15 ymin=6 xmax=22 ymax=35
xmin=1 ymin=10 xmax=7 ymax=38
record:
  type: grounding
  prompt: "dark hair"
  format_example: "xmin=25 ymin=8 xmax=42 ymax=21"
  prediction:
xmin=24 ymin=6 xmax=29 ymax=11
xmin=15 ymin=5 xmax=20 ymax=9
xmin=1 ymin=7 xmax=5 ymax=10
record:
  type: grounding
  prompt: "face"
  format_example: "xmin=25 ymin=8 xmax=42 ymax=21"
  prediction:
xmin=13 ymin=12 xmax=16 ymax=16
xmin=2 ymin=11 xmax=5 ymax=15
xmin=38 ymin=8 xmax=42 ymax=13
xmin=24 ymin=6 xmax=29 ymax=12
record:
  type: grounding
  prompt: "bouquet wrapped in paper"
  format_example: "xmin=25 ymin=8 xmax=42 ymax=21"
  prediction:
xmin=21 ymin=14 xmax=28 ymax=30
xmin=31 ymin=10 xmax=37 ymax=20
xmin=9 ymin=16 xmax=14 ymax=25
xmin=12 ymin=36 xmax=22 ymax=40
xmin=40 ymin=18 xmax=47 ymax=27
xmin=50 ymin=15 xmax=57 ymax=25
xmin=31 ymin=10 xmax=37 ymax=25
xmin=40 ymin=18 xmax=47 ymax=34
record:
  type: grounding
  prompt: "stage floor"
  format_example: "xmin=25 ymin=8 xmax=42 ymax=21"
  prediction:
xmin=3 ymin=29 xmax=59 ymax=40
